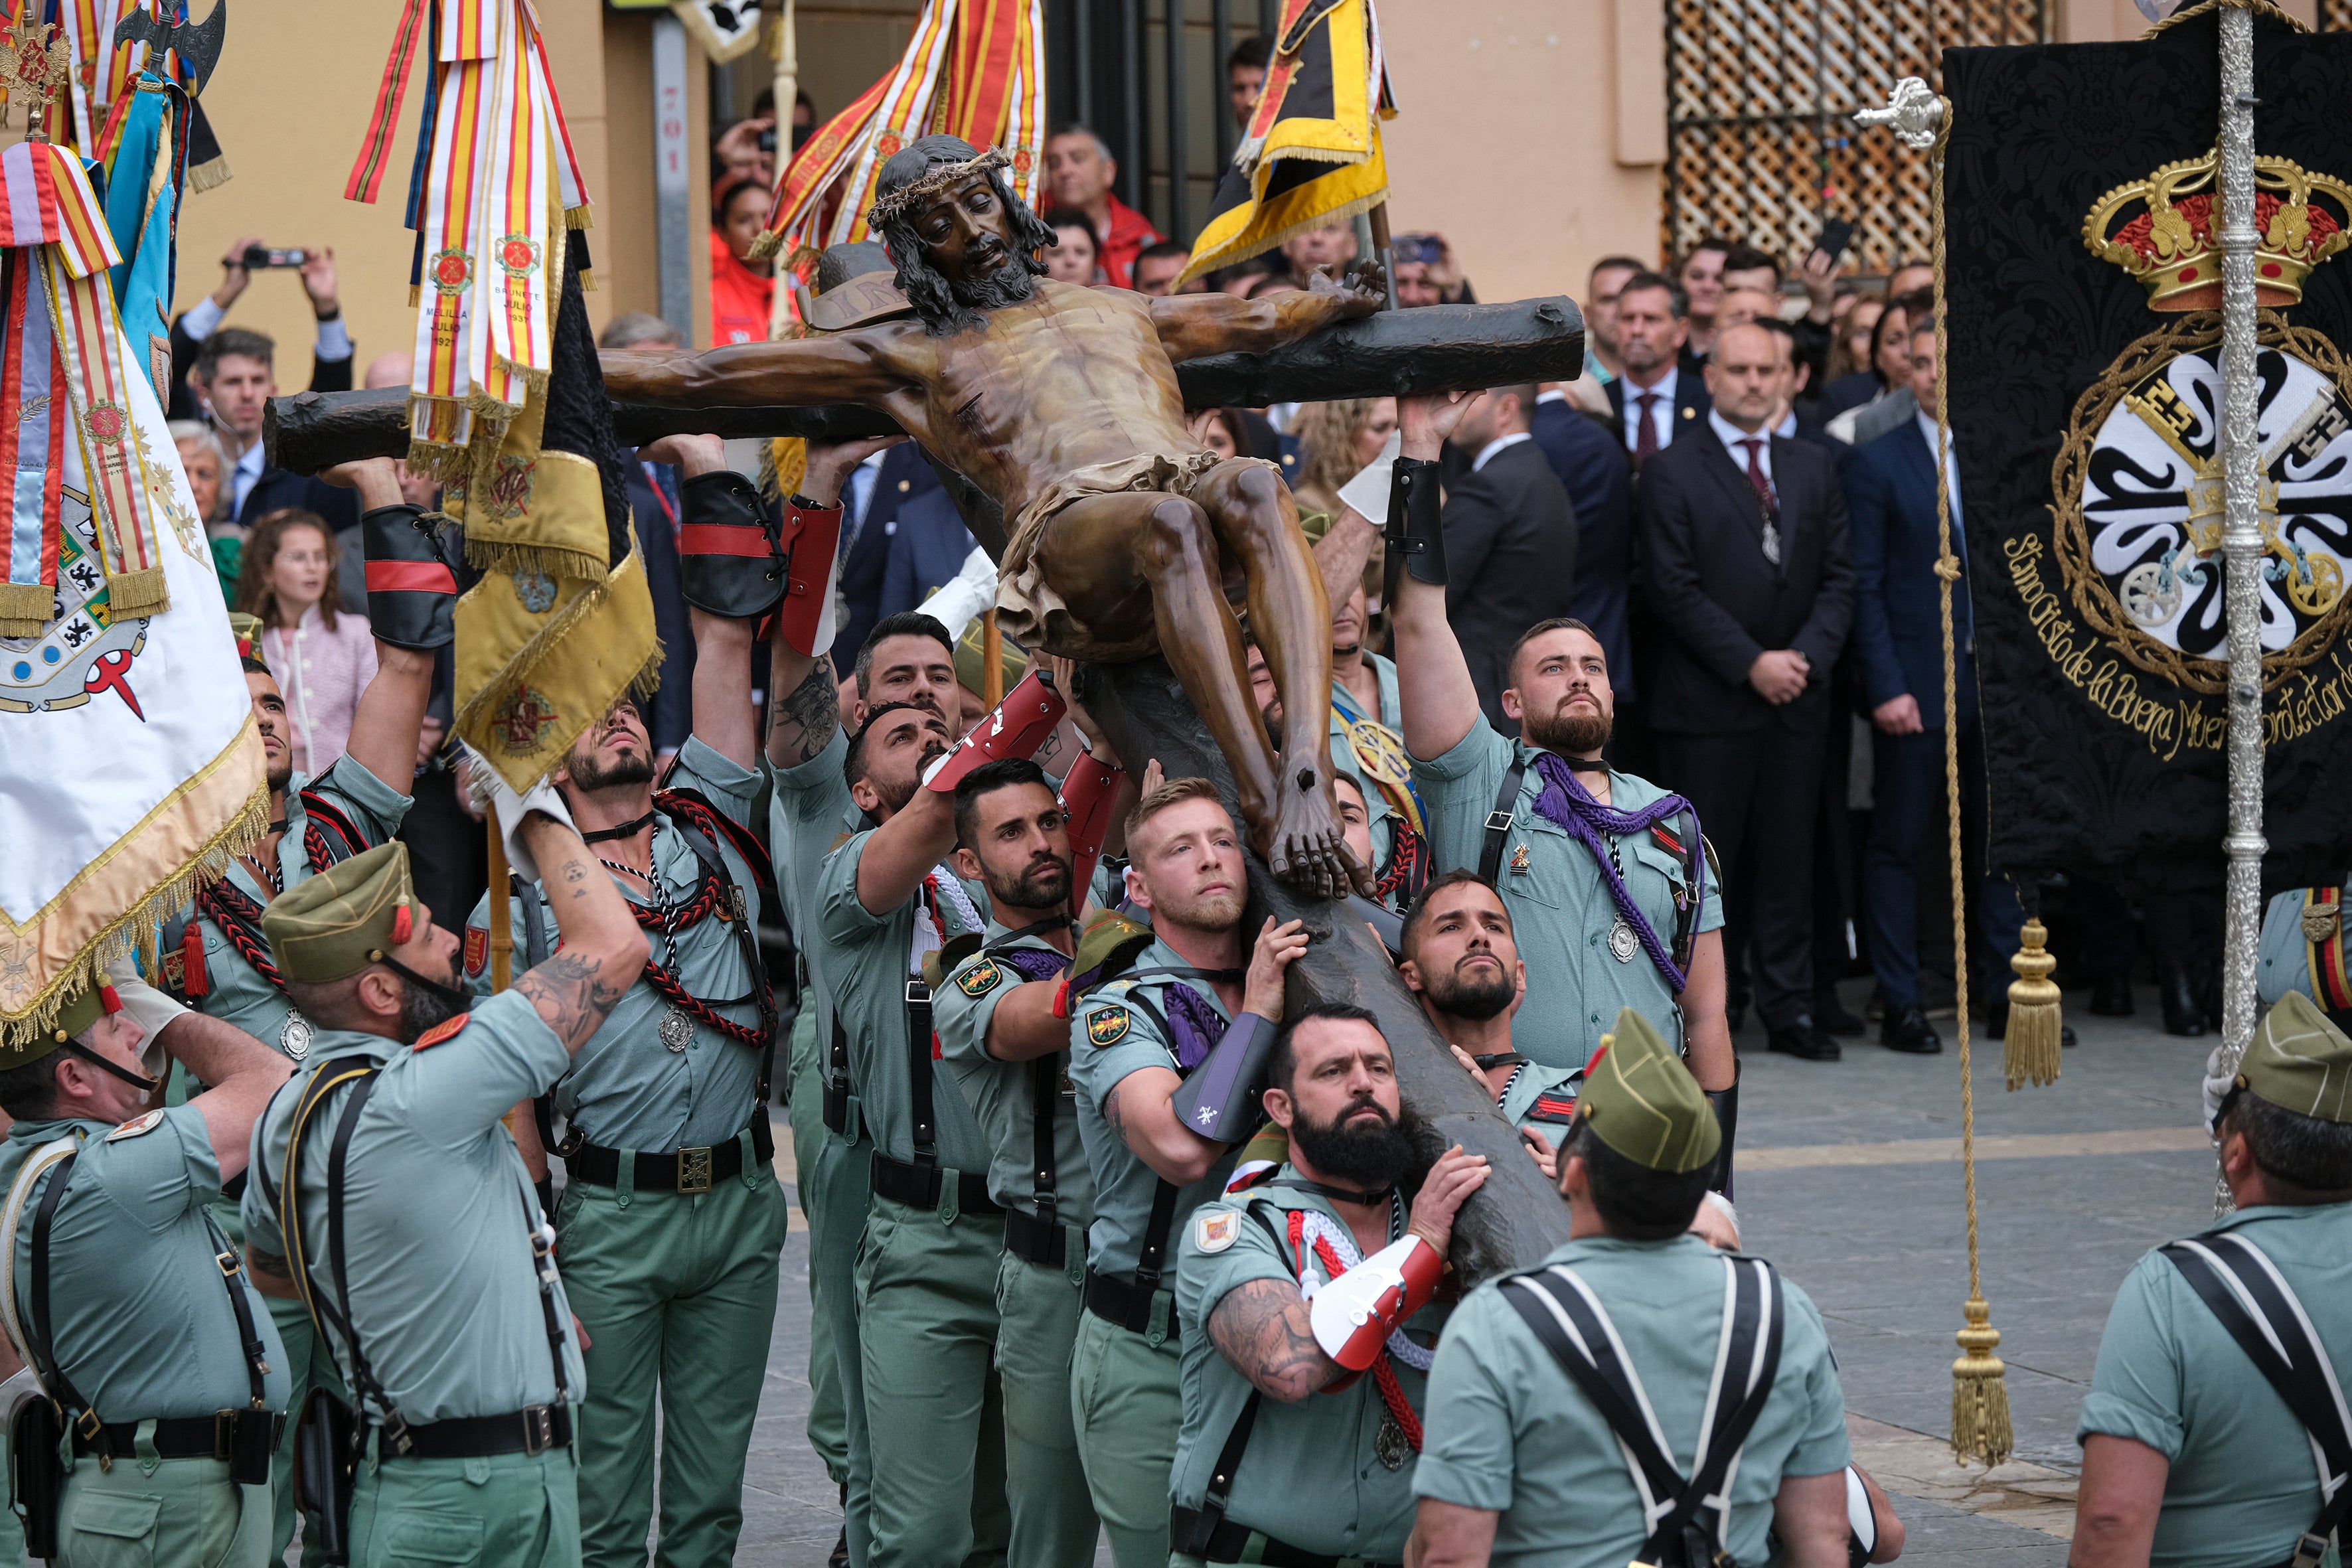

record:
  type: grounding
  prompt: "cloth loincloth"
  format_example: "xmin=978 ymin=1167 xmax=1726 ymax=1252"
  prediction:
xmin=994 ymin=450 xmax=1283 ymax=661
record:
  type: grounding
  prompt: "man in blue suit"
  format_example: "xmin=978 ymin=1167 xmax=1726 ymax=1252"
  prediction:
xmin=1845 ymin=320 xmax=2023 ymax=1054
xmin=829 ymin=441 xmax=941 ymax=666
xmin=1531 ymin=388 xmax=1636 ymax=708
xmin=878 ymin=484 xmax=979 ymax=623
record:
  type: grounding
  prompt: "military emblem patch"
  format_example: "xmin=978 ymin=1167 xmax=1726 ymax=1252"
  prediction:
xmin=1086 ymin=1006 xmax=1131 ymax=1047
xmin=106 ymin=1109 xmax=164 ymax=1140
xmin=160 ymin=948 xmax=186 ymax=992
xmin=1509 ymin=842 xmax=1530 ymax=876
xmin=414 ymin=1014 xmax=471 ymax=1050
xmin=955 ymin=960 xmax=1004 ymax=999
xmin=464 ymin=926 xmax=489 ymax=979
xmin=1194 ymin=1210 xmax=1237 ymax=1254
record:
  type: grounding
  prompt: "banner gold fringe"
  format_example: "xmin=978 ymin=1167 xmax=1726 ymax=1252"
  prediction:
xmin=102 ymin=565 xmax=169 ymax=619
xmin=0 ymin=584 xmax=52 ymax=638
xmin=0 ymin=778 xmax=269 ymax=1050
xmin=2003 ymin=919 xmax=2064 ymax=1089
xmin=185 ymin=155 xmax=232 ymax=194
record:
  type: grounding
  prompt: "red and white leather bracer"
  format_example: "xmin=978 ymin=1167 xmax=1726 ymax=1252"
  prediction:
xmin=1308 ymin=1235 xmax=1443 ymax=1373
xmin=923 ymin=667 xmax=1069 ymax=793
xmin=773 ymin=496 xmax=846 ymax=658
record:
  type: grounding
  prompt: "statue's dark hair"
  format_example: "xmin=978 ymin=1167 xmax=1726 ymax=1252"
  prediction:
xmin=874 ymin=135 xmax=1057 ymax=337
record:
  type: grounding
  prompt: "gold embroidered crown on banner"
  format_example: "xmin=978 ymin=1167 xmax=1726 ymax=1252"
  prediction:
xmin=0 ymin=19 xmax=71 ymax=141
xmin=2084 ymin=148 xmax=2352 ymax=312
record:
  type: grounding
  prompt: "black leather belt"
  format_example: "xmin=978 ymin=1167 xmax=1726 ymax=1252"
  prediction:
xmin=869 ymin=1152 xmax=1000 ymax=1215
xmin=1085 ymin=1267 xmax=1178 ymax=1336
xmin=376 ymin=1403 xmax=572 ymax=1460
xmin=72 ymin=1410 xmax=283 ymax=1461
xmin=564 ymin=1116 xmax=773 ymax=1195
xmin=1003 ymin=1206 xmax=1066 ymax=1267
xmin=1167 ymin=1506 xmax=1399 ymax=1568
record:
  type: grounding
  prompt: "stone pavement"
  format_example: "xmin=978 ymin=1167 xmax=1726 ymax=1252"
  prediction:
xmin=718 ymin=979 xmax=2222 ymax=1565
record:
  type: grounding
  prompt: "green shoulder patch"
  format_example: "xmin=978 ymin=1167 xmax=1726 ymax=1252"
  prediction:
xmin=1086 ymin=1005 xmax=1131 ymax=1047
xmin=955 ymin=959 xmax=1005 ymax=1000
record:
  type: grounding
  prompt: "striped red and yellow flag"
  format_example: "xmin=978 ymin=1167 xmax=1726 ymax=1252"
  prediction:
xmin=754 ymin=0 xmax=1045 ymax=262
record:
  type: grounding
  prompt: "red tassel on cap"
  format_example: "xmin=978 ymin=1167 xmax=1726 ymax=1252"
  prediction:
xmin=98 ymin=984 xmax=121 ymax=1014
xmin=392 ymin=899 xmax=412 ymax=945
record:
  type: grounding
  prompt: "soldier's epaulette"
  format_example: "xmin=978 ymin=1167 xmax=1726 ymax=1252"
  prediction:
xmin=1527 ymin=1093 xmax=1581 ymax=1125
xmin=829 ymin=832 xmax=855 ymax=852
xmin=923 ymin=931 xmax=986 ymax=990
xmin=414 ymin=1015 xmax=469 ymax=1050
xmin=1650 ymin=823 xmax=1685 ymax=857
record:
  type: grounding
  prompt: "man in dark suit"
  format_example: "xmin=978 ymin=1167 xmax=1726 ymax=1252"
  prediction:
xmin=196 ymin=327 xmax=361 ymax=538
xmin=1641 ymin=322 xmax=1856 ymax=1062
xmin=878 ymin=485 xmax=980 ymax=624
xmin=828 ymin=440 xmax=941 ymax=666
xmin=1437 ymin=384 xmax=1579 ymax=726
xmin=1846 ymin=320 xmax=2024 ymax=1054
xmin=1603 ymin=272 xmax=1710 ymax=465
xmin=1531 ymin=388 xmax=1635 ymax=704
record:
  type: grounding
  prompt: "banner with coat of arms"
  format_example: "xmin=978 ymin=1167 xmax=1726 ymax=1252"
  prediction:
xmin=1943 ymin=7 xmax=2352 ymax=893
xmin=0 ymin=129 xmax=264 ymax=1046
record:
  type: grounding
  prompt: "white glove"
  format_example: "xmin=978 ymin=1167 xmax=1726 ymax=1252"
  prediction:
xmin=1336 ymin=430 xmax=1403 ymax=525
xmin=463 ymin=747 xmax=577 ymax=884
xmin=915 ymin=546 xmax=998 ymax=645
xmin=2201 ymin=1040 xmax=2238 ymax=1133
xmin=107 ymin=957 xmax=186 ymax=1081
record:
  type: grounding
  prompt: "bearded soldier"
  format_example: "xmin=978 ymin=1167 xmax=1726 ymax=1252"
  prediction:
xmin=467 ymin=433 xmax=785 ymax=1568
xmin=602 ymin=133 xmax=1387 ymax=899
xmin=157 ymin=455 xmax=441 ymax=1564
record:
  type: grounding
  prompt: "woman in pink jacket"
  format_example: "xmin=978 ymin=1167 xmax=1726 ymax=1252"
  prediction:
xmin=236 ymin=509 xmax=378 ymax=777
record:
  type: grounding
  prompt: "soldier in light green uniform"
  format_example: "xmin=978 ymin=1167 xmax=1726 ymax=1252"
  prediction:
xmin=819 ymin=690 xmax=1022 ymax=1568
xmin=1069 ymin=778 xmax=1308 ymax=1568
xmin=469 ymin=496 xmax=785 ymax=1568
xmin=783 ymin=977 xmax=849 ymax=1496
xmin=2073 ymin=992 xmax=2352 ymax=1568
xmin=242 ymin=821 xmax=647 ymax=1568
xmin=2257 ymin=882 xmax=2352 ymax=1032
xmin=158 ymin=461 xmax=439 ymax=1568
xmin=0 ymin=974 xmax=292 ymax=1567
xmin=1381 ymin=400 xmax=1736 ymax=1111
xmin=1171 ymin=1004 xmax=1488 ymax=1567
xmin=935 ymin=757 xmax=1116 ymax=1568
xmin=1409 ymin=1009 xmax=1852 ymax=1567
xmin=765 ymin=523 xmax=970 ymax=1568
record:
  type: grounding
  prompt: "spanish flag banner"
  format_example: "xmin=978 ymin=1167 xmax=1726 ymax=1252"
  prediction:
xmin=1178 ymin=0 xmax=1397 ymax=285
xmin=752 ymin=0 xmax=1046 ymax=262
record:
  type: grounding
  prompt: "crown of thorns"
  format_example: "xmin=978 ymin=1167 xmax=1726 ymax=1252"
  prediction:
xmin=867 ymin=147 xmax=1014 ymax=230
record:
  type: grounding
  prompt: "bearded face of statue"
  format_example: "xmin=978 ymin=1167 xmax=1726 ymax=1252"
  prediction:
xmin=875 ymin=137 xmax=1058 ymax=336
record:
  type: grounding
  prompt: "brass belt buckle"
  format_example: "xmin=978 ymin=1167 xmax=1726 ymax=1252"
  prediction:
xmin=676 ymin=1146 xmax=714 ymax=1194
xmin=522 ymin=1405 xmax=554 ymax=1458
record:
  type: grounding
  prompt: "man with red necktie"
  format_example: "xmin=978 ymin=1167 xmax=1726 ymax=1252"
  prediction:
xmin=1637 ymin=321 xmax=1855 ymax=1066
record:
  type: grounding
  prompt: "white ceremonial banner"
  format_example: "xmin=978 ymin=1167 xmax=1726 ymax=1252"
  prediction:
xmin=0 ymin=319 xmax=264 ymax=1043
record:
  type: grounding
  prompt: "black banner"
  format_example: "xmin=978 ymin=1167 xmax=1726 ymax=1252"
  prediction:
xmin=1943 ymin=11 xmax=2352 ymax=894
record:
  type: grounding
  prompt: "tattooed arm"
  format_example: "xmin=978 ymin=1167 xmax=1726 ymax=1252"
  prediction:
xmin=512 ymin=813 xmax=648 ymax=1054
xmin=765 ymin=651 xmax=843 ymax=769
xmin=1207 ymin=1275 xmax=1340 ymax=1402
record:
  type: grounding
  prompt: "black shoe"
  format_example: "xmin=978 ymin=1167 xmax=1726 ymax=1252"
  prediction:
xmin=1815 ymin=995 xmax=1867 ymax=1037
xmin=2089 ymin=977 xmax=2134 ymax=1017
xmin=1766 ymin=1017 xmax=1842 ymax=1061
xmin=2160 ymin=971 xmax=2205 ymax=1037
xmin=1881 ymin=1006 xmax=1942 ymax=1054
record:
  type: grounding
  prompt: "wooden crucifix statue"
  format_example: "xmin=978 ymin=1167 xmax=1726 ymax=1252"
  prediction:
xmin=600 ymin=134 xmax=1377 ymax=899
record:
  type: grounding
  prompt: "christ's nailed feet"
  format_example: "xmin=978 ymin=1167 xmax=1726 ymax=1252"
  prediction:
xmin=1255 ymin=759 xmax=1372 ymax=902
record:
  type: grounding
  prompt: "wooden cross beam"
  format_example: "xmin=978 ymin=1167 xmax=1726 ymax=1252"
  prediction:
xmin=263 ymin=297 xmax=1585 ymax=476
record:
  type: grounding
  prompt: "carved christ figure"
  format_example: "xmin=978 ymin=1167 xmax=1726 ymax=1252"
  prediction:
xmin=601 ymin=135 xmax=1379 ymax=898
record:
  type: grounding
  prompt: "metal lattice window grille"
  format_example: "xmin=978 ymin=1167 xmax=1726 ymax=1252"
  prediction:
xmin=1662 ymin=0 xmax=2048 ymax=276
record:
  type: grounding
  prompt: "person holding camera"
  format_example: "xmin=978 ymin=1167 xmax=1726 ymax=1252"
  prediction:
xmin=0 ymin=973 xmax=295 ymax=1567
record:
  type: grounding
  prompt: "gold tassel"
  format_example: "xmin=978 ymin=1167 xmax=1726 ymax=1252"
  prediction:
xmin=103 ymin=566 xmax=170 ymax=619
xmin=1951 ymin=1295 xmax=2014 ymax=1467
xmin=2003 ymin=918 xmax=2063 ymax=1089
xmin=184 ymin=154 xmax=232 ymax=194
xmin=0 ymin=582 xmax=51 ymax=638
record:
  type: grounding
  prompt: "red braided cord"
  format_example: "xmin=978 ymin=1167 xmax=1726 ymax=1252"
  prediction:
xmin=197 ymin=882 xmax=288 ymax=996
xmin=1373 ymin=823 xmax=1427 ymax=906
xmin=1287 ymin=1210 xmax=1424 ymax=1450
xmin=637 ymin=957 xmax=767 ymax=1049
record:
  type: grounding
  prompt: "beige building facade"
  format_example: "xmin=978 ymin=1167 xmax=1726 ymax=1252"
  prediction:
xmin=171 ymin=0 xmax=2320 ymax=380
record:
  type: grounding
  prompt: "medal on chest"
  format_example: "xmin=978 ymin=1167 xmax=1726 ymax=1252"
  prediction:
xmin=1374 ymin=1409 xmax=1410 ymax=1471
xmin=1608 ymin=915 xmax=1639 ymax=965
xmin=659 ymin=1006 xmax=694 ymax=1052
xmin=281 ymin=1010 xmax=313 ymax=1061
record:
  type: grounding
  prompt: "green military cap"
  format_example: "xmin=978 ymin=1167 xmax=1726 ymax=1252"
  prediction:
xmin=1578 ymin=1006 xmax=1721 ymax=1174
xmin=261 ymin=841 xmax=421 ymax=985
xmin=955 ymin=619 xmax=1029 ymax=701
xmin=2238 ymin=992 xmax=2352 ymax=1123
xmin=7 ymin=977 xmax=124 ymax=1065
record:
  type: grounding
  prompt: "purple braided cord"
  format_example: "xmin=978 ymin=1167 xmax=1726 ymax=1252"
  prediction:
xmin=995 ymin=947 xmax=1071 ymax=984
xmin=1162 ymin=984 xmax=1230 ymax=1071
xmin=1527 ymin=753 xmax=1707 ymax=993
